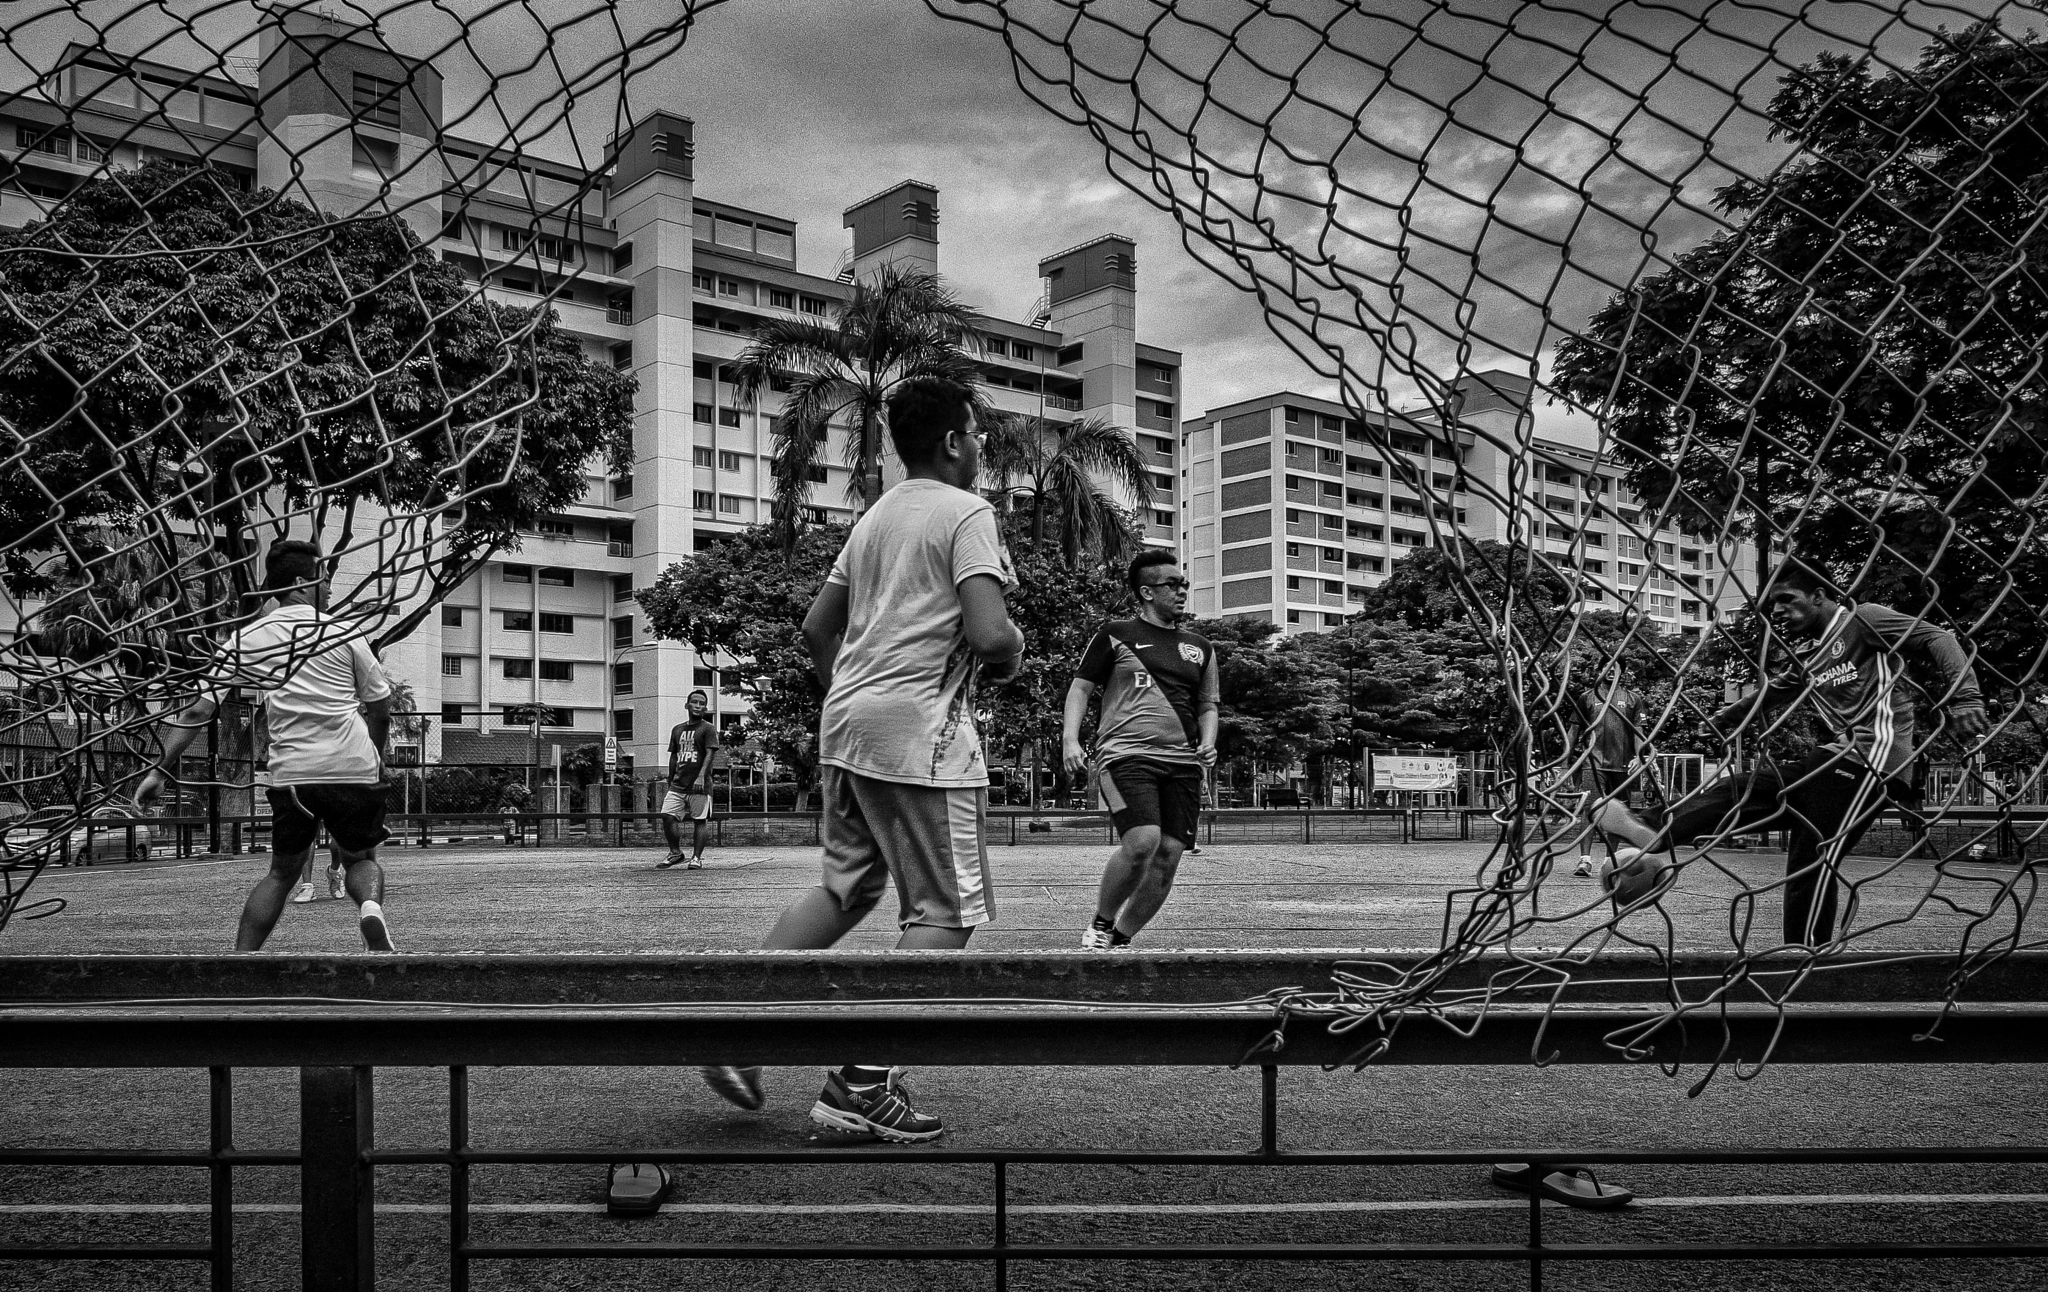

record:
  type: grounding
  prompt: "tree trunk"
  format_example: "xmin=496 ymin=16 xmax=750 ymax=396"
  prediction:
xmin=859 ymin=407 xmax=881 ymax=510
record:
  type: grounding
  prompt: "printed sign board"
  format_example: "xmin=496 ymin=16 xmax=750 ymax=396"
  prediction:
xmin=1371 ymin=754 xmax=1458 ymax=791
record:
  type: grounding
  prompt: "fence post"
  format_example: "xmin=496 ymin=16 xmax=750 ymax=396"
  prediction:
xmin=301 ymin=1066 xmax=374 ymax=1292
xmin=210 ymin=1066 xmax=233 ymax=1292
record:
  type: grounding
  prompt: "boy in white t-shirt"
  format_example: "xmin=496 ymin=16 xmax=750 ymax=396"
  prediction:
xmin=697 ymin=375 xmax=1024 ymax=1140
xmin=136 ymin=540 xmax=397 ymax=952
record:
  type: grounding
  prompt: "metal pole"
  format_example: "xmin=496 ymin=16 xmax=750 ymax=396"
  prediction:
xmin=301 ymin=1066 xmax=374 ymax=1292
xmin=210 ymin=1066 xmax=233 ymax=1292
xmin=449 ymin=1066 xmax=469 ymax=1292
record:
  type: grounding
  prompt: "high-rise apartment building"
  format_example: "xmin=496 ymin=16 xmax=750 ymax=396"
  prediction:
xmin=1 ymin=11 xmax=1180 ymax=774
xmin=1182 ymin=372 xmax=1752 ymax=635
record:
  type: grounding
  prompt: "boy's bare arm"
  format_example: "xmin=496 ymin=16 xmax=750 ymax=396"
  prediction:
xmin=803 ymin=581 xmax=852 ymax=690
xmin=957 ymin=574 xmax=1023 ymax=680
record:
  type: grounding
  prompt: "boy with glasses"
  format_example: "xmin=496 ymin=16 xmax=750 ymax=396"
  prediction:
xmin=1064 ymin=550 xmax=1219 ymax=948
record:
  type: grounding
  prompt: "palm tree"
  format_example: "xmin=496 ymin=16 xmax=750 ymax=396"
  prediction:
xmin=980 ymin=412 xmax=1154 ymax=568
xmin=730 ymin=265 xmax=987 ymax=543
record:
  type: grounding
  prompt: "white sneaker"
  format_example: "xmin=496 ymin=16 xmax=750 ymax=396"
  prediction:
xmin=359 ymin=901 xmax=397 ymax=952
xmin=289 ymin=881 xmax=316 ymax=904
xmin=1572 ymin=857 xmax=1594 ymax=878
xmin=326 ymin=865 xmax=345 ymax=899
xmin=1080 ymin=923 xmax=1114 ymax=950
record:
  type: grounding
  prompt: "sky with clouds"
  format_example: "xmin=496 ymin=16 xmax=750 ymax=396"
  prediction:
xmin=8 ymin=0 xmax=2022 ymax=447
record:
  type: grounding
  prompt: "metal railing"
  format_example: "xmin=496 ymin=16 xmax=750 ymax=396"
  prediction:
xmin=3 ymin=952 xmax=2047 ymax=1291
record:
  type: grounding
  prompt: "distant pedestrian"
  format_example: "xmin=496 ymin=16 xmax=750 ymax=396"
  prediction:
xmin=134 ymin=540 xmax=398 ymax=952
xmin=694 ymin=374 xmax=1023 ymax=1141
xmin=1552 ymin=654 xmax=1662 ymax=878
xmin=1063 ymin=550 xmax=1218 ymax=948
xmin=657 ymin=689 xmax=718 ymax=869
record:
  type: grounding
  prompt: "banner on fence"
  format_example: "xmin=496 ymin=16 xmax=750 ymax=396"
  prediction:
xmin=1371 ymin=756 xmax=1459 ymax=792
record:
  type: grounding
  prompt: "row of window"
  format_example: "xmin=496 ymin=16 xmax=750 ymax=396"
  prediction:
xmin=694 ymin=447 xmax=745 ymax=471
xmin=14 ymin=124 xmax=108 ymax=163
xmin=695 ymin=492 xmax=744 ymax=514
xmin=690 ymin=271 xmax=829 ymax=314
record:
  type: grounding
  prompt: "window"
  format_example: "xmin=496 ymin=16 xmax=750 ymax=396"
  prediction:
xmin=613 ymin=474 xmax=633 ymax=500
xmin=441 ymin=703 xmax=464 ymax=726
xmin=1285 ymin=610 xmax=1301 ymax=624
xmin=1151 ymin=509 xmax=1172 ymax=527
xmin=1057 ymin=342 xmax=1083 ymax=366
xmin=694 ymin=667 xmax=714 ymax=685
xmin=441 ymin=606 xmax=463 ymax=627
xmin=613 ymin=242 xmax=633 ymax=269
xmin=987 ymin=338 xmax=1007 ymax=356
xmin=74 ymin=136 xmax=105 ymax=164
xmin=1285 ymin=475 xmax=1301 ymax=490
xmin=540 ymin=660 xmax=573 ymax=682
xmin=535 ymin=517 xmax=574 ymax=538
xmin=441 ymin=654 xmax=462 ymax=676
xmin=1320 ymin=448 xmax=1342 ymax=465
xmin=504 ymin=658 xmax=533 ymax=680
xmin=539 ymin=612 xmax=574 ymax=634
xmin=1285 ymin=509 xmax=1300 ymax=523
xmin=717 ymin=277 xmax=740 ymax=297
xmin=12 ymin=124 xmax=62 ymax=156
xmin=694 ymin=446 xmax=714 ymax=467
xmin=1285 ymin=542 xmax=1300 ymax=557
xmin=1324 ymin=580 xmax=1341 ymax=594
xmin=503 ymin=564 xmax=531 ymax=583
xmin=769 ymin=288 xmax=794 ymax=309
xmin=718 ymin=450 xmax=741 ymax=471
xmin=1012 ymin=343 xmax=1033 ymax=362
xmin=1283 ymin=407 xmax=1301 ymax=425
xmin=693 ymin=402 xmax=713 ymax=423
xmin=804 ymin=464 xmax=828 ymax=484
xmin=613 ymin=709 xmax=634 ymax=740
xmin=692 ymin=490 xmax=714 ymax=511
xmin=1285 ymin=576 xmax=1301 ymax=590
xmin=503 ymin=705 xmax=574 ymax=728
xmin=719 ymin=496 xmax=742 ymax=514
xmin=538 ymin=567 xmax=574 ymax=587
xmin=693 ymin=271 xmax=714 ymax=293
xmin=613 ymin=577 xmax=635 ymax=603
xmin=503 ymin=610 xmax=532 ymax=631
xmin=718 ymin=407 xmax=742 ymax=427
xmin=1322 ymin=546 xmax=1340 ymax=561
xmin=611 ymin=617 xmax=633 ymax=648
xmin=1648 ymin=593 xmax=1675 ymax=615
xmin=613 ymin=663 xmax=633 ymax=695
xmin=351 ymin=72 xmax=402 ymax=129
xmin=799 ymin=294 xmax=830 ymax=315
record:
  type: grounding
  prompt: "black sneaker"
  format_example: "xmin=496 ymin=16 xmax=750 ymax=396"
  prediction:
xmin=809 ymin=1069 xmax=943 ymax=1142
xmin=699 ymin=1065 xmax=766 ymax=1110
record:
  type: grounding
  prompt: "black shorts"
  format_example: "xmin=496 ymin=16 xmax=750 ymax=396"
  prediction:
xmin=267 ymin=784 xmax=390 ymax=857
xmin=1100 ymin=759 xmax=1203 ymax=848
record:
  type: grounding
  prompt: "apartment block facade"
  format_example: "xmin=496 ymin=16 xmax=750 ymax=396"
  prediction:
xmin=1181 ymin=372 xmax=1752 ymax=635
xmin=2 ymin=10 xmax=1180 ymax=774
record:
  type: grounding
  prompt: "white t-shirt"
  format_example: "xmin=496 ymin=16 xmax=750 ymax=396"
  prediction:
xmin=818 ymin=478 xmax=1013 ymax=787
xmin=210 ymin=604 xmax=391 ymax=786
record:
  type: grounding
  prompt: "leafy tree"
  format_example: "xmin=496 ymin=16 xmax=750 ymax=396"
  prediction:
xmin=729 ymin=265 xmax=986 ymax=540
xmin=636 ymin=523 xmax=848 ymax=808
xmin=980 ymin=413 xmax=1152 ymax=568
xmin=1187 ymin=616 xmax=1339 ymax=778
xmin=1553 ymin=23 xmax=2048 ymax=687
xmin=0 ymin=158 xmax=636 ymax=649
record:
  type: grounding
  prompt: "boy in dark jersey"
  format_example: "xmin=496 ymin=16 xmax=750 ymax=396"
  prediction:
xmin=1063 ymin=550 xmax=1219 ymax=949
xmin=1599 ymin=561 xmax=1988 ymax=943
xmin=657 ymin=689 xmax=718 ymax=869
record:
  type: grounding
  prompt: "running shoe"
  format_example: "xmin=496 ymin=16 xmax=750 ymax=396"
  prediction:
xmin=656 ymin=853 xmax=683 ymax=869
xmin=699 ymin=1065 xmax=766 ymax=1110
xmin=809 ymin=1069 xmax=943 ymax=1143
xmin=359 ymin=904 xmax=396 ymax=952
xmin=1080 ymin=923 xmax=1114 ymax=950
xmin=686 ymin=856 xmax=704 ymax=870
xmin=326 ymin=864 xmax=346 ymax=899
xmin=288 ymin=881 xmax=316 ymax=904
xmin=1572 ymin=858 xmax=1594 ymax=878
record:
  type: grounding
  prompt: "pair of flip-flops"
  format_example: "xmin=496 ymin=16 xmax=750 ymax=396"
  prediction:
xmin=606 ymin=1162 xmax=671 ymax=1216
xmin=1490 ymin=1162 xmax=1634 ymax=1210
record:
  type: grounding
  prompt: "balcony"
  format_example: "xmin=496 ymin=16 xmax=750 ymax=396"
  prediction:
xmin=1319 ymin=591 xmax=1347 ymax=608
xmin=1045 ymin=393 xmax=1082 ymax=411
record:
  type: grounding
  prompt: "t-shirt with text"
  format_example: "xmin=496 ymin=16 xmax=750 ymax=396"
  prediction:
xmin=818 ymin=479 xmax=1013 ymax=787
xmin=1075 ymin=618 xmax=1220 ymax=767
xmin=668 ymin=719 xmax=718 ymax=789
xmin=209 ymin=604 xmax=391 ymax=786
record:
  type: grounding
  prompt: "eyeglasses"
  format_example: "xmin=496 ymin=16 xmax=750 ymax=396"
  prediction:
xmin=1143 ymin=578 xmax=1190 ymax=592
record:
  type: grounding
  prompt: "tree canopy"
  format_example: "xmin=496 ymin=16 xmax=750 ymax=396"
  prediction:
xmin=0 ymin=158 xmax=636 ymax=650
xmin=1553 ymin=23 xmax=2048 ymax=687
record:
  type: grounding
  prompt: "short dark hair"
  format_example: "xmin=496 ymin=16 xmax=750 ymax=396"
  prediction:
xmin=886 ymin=376 xmax=975 ymax=464
xmin=263 ymin=540 xmax=323 ymax=593
xmin=1768 ymin=557 xmax=1835 ymax=598
xmin=1127 ymin=548 xmax=1180 ymax=594
xmin=687 ymin=689 xmax=709 ymax=704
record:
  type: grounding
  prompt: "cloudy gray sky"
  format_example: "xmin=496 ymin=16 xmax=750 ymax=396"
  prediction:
xmin=9 ymin=0 xmax=2020 ymax=444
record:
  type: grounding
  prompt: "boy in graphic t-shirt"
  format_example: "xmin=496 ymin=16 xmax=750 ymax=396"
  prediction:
xmin=694 ymin=375 xmax=1024 ymax=1140
xmin=657 ymin=689 xmax=718 ymax=869
xmin=1063 ymin=550 xmax=1218 ymax=948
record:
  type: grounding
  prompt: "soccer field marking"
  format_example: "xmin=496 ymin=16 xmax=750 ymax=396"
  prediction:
xmin=4 ymin=1194 xmax=2046 ymax=1217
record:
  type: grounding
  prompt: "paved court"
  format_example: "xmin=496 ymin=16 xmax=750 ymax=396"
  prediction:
xmin=2 ymin=836 xmax=2044 ymax=1290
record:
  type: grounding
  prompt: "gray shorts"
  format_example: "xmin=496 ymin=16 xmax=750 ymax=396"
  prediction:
xmin=819 ymin=765 xmax=993 ymax=929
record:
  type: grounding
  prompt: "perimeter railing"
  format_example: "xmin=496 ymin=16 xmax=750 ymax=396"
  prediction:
xmin=3 ymin=951 xmax=2047 ymax=1290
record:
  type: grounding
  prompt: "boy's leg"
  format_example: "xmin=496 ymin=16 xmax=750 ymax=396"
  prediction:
xmin=1779 ymin=755 xmax=1889 ymax=946
xmin=656 ymin=788 xmax=685 ymax=865
xmin=765 ymin=767 xmax=886 ymax=949
xmin=1115 ymin=836 xmax=1186 ymax=937
xmin=1095 ymin=826 xmax=1161 ymax=922
xmin=239 ymin=845 xmax=313 ymax=951
xmin=692 ymin=815 xmax=710 ymax=862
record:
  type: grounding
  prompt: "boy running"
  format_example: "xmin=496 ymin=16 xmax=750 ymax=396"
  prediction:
xmin=134 ymin=540 xmax=397 ymax=952
xmin=657 ymin=689 xmax=718 ymax=869
xmin=1063 ymin=551 xmax=1218 ymax=948
xmin=1598 ymin=561 xmax=1988 ymax=943
xmin=696 ymin=375 xmax=1023 ymax=1139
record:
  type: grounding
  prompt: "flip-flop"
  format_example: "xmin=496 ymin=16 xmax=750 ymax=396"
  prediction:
xmin=606 ymin=1161 xmax=672 ymax=1217
xmin=1490 ymin=1162 xmax=1634 ymax=1210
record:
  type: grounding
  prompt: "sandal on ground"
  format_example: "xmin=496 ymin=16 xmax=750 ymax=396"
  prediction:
xmin=606 ymin=1161 xmax=672 ymax=1216
xmin=1490 ymin=1162 xmax=1634 ymax=1210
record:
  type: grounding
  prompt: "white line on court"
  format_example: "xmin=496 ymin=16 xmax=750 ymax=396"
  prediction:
xmin=4 ymin=1194 xmax=2046 ymax=1216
